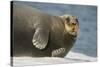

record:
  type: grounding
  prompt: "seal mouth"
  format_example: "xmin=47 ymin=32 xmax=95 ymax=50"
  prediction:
xmin=70 ymin=27 xmax=79 ymax=36
xmin=68 ymin=31 xmax=77 ymax=36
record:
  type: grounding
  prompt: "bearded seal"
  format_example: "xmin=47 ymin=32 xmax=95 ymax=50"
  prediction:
xmin=11 ymin=3 xmax=79 ymax=57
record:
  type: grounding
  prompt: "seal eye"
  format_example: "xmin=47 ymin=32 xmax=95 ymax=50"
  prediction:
xmin=65 ymin=17 xmax=70 ymax=23
xmin=76 ymin=18 xmax=78 ymax=22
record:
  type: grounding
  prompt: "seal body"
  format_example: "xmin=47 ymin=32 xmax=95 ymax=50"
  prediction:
xmin=12 ymin=3 xmax=79 ymax=57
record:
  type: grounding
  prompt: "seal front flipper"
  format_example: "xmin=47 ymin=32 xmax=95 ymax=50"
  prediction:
xmin=52 ymin=48 xmax=66 ymax=57
xmin=32 ymin=28 xmax=49 ymax=50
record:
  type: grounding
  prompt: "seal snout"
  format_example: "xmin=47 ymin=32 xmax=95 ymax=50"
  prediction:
xmin=71 ymin=22 xmax=78 ymax=32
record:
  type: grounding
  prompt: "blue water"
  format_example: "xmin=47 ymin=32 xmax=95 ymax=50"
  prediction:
xmin=14 ymin=1 xmax=97 ymax=57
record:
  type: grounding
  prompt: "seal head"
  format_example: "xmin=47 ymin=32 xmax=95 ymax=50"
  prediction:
xmin=60 ymin=15 xmax=79 ymax=37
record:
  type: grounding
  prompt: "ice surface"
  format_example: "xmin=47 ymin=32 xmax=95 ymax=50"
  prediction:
xmin=13 ymin=51 xmax=97 ymax=66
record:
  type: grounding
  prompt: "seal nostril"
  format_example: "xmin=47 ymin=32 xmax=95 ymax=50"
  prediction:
xmin=72 ymin=23 xmax=76 ymax=25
